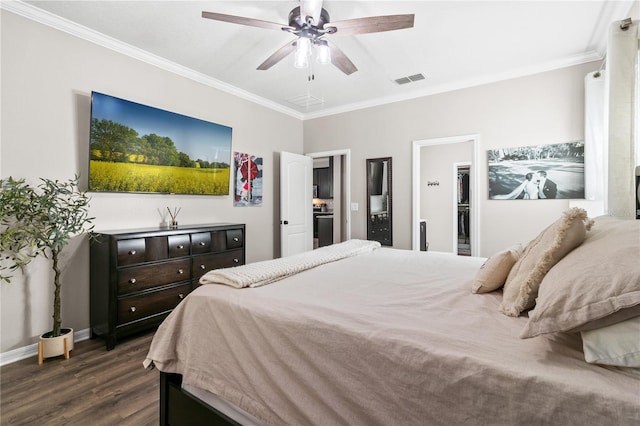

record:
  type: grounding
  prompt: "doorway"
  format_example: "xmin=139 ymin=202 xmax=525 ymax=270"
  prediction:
xmin=455 ymin=162 xmax=471 ymax=256
xmin=411 ymin=135 xmax=480 ymax=255
xmin=306 ymin=149 xmax=351 ymax=247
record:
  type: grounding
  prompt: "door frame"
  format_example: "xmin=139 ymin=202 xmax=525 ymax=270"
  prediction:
xmin=306 ymin=149 xmax=352 ymax=241
xmin=411 ymin=135 xmax=480 ymax=255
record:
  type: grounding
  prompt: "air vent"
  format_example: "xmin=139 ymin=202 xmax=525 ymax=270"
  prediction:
xmin=394 ymin=73 xmax=426 ymax=85
xmin=286 ymin=94 xmax=324 ymax=108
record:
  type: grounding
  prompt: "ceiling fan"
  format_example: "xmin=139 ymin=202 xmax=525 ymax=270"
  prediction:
xmin=202 ymin=0 xmax=415 ymax=75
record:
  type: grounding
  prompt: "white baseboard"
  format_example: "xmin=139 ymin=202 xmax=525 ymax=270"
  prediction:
xmin=0 ymin=328 xmax=91 ymax=367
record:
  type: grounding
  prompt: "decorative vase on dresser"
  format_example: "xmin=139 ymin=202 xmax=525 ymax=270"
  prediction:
xmin=90 ymin=223 xmax=245 ymax=350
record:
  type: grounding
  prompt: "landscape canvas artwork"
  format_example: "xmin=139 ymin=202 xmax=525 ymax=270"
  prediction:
xmin=89 ymin=92 xmax=232 ymax=195
xmin=233 ymin=152 xmax=263 ymax=207
xmin=488 ymin=141 xmax=585 ymax=200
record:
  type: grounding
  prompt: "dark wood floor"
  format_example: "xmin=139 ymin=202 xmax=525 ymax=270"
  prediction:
xmin=0 ymin=331 xmax=159 ymax=426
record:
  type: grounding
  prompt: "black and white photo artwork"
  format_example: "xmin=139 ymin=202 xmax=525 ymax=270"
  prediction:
xmin=488 ymin=141 xmax=585 ymax=200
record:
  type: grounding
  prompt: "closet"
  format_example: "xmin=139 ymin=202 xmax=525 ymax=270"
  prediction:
xmin=457 ymin=166 xmax=471 ymax=256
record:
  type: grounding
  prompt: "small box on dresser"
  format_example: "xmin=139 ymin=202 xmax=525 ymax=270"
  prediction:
xmin=90 ymin=223 xmax=245 ymax=350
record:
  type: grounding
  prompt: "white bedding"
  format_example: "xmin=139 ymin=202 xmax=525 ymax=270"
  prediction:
xmin=199 ymin=239 xmax=380 ymax=288
xmin=145 ymin=248 xmax=640 ymax=425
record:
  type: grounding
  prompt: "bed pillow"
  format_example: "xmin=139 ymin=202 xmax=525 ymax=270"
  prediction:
xmin=520 ymin=216 xmax=640 ymax=338
xmin=500 ymin=208 xmax=593 ymax=317
xmin=471 ymin=244 xmax=523 ymax=293
xmin=580 ymin=316 xmax=640 ymax=367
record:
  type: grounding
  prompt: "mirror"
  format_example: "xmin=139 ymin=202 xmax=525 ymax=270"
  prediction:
xmin=366 ymin=157 xmax=392 ymax=246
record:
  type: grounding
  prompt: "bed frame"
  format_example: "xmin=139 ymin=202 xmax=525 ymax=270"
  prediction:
xmin=160 ymin=372 xmax=239 ymax=426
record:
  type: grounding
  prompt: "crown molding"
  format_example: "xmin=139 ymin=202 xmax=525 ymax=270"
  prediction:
xmin=2 ymin=0 xmax=630 ymax=121
xmin=303 ymin=50 xmax=603 ymax=120
xmin=303 ymin=0 xmax=634 ymax=120
xmin=1 ymin=1 xmax=305 ymax=120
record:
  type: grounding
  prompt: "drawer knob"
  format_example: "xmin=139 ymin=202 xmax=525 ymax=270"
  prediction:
xmin=178 ymin=293 xmax=185 ymax=300
xmin=177 ymin=269 xmax=184 ymax=274
xmin=129 ymin=306 xmax=136 ymax=313
xmin=199 ymin=241 xmax=206 ymax=246
xmin=128 ymin=278 xmax=137 ymax=284
xmin=177 ymin=244 xmax=184 ymax=249
xmin=129 ymin=250 xmax=136 ymax=255
xmin=233 ymin=237 xmax=239 ymax=242
xmin=233 ymin=258 xmax=239 ymax=263
xmin=200 ymin=264 xmax=206 ymax=270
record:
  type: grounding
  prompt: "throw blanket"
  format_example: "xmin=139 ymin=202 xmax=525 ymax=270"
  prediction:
xmin=199 ymin=239 xmax=381 ymax=288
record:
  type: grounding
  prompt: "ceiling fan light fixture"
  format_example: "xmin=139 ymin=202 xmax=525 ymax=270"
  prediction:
xmin=316 ymin=40 xmax=331 ymax=65
xmin=202 ymin=6 xmax=414 ymax=76
xmin=293 ymin=52 xmax=308 ymax=68
xmin=294 ymin=37 xmax=311 ymax=68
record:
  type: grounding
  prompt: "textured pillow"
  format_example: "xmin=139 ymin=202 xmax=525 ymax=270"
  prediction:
xmin=500 ymin=208 xmax=593 ymax=317
xmin=471 ymin=244 xmax=523 ymax=293
xmin=581 ymin=316 xmax=640 ymax=367
xmin=520 ymin=216 xmax=640 ymax=338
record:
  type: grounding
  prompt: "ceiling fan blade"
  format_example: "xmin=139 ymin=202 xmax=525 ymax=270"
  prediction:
xmin=328 ymin=42 xmax=357 ymax=75
xmin=329 ymin=14 xmax=415 ymax=36
xmin=257 ymin=40 xmax=297 ymax=70
xmin=202 ymin=11 xmax=286 ymax=32
xmin=300 ymin=0 xmax=323 ymax=25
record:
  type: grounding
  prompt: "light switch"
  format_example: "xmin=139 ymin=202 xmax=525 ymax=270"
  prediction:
xmin=351 ymin=202 xmax=359 ymax=211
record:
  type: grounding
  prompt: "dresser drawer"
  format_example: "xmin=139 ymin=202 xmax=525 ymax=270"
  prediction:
xmin=226 ymin=229 xmax=244 ymax=249
xmin=117 ymin=239 xmax=146 ymax=266
xmin=192 ymin=250 xmax=244 ymax=281
xmin=118 ymin=258 xmax=191 ymax=295
xmin=370 ymin=228 xmax=391 ymax=244
xmin=168 ymin=234 xmax=190 ymax=258
xmin=117 ymin=283 xmax=191 ymax=325
xmin=91 ymin=223 xmax=245 ymax=350
xmin=191 ymin=232 xmax=212 ymax=254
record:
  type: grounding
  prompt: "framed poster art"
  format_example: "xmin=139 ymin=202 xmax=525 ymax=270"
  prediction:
xmin=488 ymin=141 xmax=584 ymax=200
xmin=89 ymin=91 xmax=232 ymax=195
xmin=234 ymin=152 xmax=263 ymax=206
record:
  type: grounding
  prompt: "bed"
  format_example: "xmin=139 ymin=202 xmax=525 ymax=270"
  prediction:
xmin=144 ymin=211 xmax=640 ymax=425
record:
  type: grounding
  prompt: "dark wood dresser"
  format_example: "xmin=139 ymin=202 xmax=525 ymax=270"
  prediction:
xmin=368 ymin=213 xmax=391 ymax=245
xmin=90 ymin=223 xmax=245 ymax=350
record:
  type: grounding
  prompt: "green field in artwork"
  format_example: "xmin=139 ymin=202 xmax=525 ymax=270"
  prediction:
xmin=89 ymin=161 xmax=230 ymax=195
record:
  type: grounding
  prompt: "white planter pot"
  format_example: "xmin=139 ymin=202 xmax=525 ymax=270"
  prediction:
xmin=38 ymin=327 xmax=74 ymax=365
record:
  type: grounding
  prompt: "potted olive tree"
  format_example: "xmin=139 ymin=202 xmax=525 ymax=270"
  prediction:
xmin=0 ymin=175 xmax=94 ymax=364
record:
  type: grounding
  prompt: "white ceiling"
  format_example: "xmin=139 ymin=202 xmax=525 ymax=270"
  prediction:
xmin=8 ymin=1 xmax=636 ymax=119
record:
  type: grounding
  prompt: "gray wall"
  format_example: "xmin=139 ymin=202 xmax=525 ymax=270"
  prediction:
xmin=303 ymin=61 xmax=597 ymax=255
xmin=420 ymin=141 xmax=474 ymax=253
xmin=1 ymin=11 xmax=301 ymax=353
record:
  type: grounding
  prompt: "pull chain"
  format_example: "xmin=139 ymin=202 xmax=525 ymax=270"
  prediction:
xmin=307 ymin=60 xmax=315 ymax=82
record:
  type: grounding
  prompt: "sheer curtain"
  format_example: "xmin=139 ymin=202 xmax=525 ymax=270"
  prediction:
xmin=584 ymin=70 xmax=606 ymax=204
xmin=605 ymin=18 xmax=638 ymax=218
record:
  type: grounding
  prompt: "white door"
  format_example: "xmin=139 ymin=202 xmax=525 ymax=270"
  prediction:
xmin=280 ymin=151 xmax=313 ymax=257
